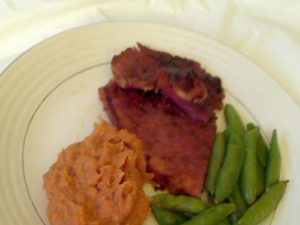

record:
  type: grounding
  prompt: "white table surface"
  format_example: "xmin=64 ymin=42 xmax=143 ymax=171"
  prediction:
xmin=1 ymin=0 xmax=300 ymax=106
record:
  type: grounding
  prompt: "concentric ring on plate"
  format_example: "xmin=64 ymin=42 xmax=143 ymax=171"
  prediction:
xmin=0 ymin=22 xmax=297 ymax=225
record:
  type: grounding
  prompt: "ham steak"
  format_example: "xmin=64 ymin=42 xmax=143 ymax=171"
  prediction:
xmin=111 ymin=44 xmax=223 ymax=123
xmin=99 ymin=45 xmax=224 ymax=197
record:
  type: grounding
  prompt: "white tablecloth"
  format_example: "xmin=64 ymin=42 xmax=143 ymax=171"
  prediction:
xmin=1 ymin=0 xmax=300 ymax=106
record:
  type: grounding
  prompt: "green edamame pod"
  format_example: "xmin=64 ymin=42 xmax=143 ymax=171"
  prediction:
xmin=240 ymin=128 xmax=259 ymax=204
xmin=230 ymin=185 xmax=248 ymax=217
xmin=257 ymin=130 xmax=269 ymax=167
xmin=215 ymin=132 xmax=245 ymax=204
xmin=205 ymin=132 xmax=226 ymax=195
xmin=246 ymin=124 xmax=269 ymax=167
xmin=152 ymin=194 xmax=208 ymax=215
xmin=229 ymin=213 xmax=239 ymax=225
xmin=256 ymin=162 xmax=265 ymax=197
xmin=265 ymin=130 xmax=281 ymax=189
xmin=239 ymin=181 xmax=288 ymax=225
xmin=181 ymin=204 xmax=236 ymax=225
xmin=246 ymin=123 xmax=256 ymax=131
xmin=152 ymin=207 xmax=187 ymax=225
xmin=228 ymin=199 xmax=240 ymax=225
xmin=217 ymin=218 xmax=231 ymax=225
xmin=229 ymin=185 xmax=248 ymax=225
xmin=224 ymin=104 xmax=245 ymax=137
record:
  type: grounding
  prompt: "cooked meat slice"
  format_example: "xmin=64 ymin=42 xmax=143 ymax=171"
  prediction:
xmin=99 ymin=82 xmax=217 ymax=197
xmin=100 ymin=45 xmax=224 ymax=196
xmin=111 ymin=44 xmax=223 ymax=123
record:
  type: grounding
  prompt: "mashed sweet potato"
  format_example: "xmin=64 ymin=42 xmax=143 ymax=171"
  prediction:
xmin=43 ymin=121 xmax=152 ymax=225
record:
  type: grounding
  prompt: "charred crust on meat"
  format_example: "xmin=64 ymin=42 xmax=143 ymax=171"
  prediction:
xmin=110 ymin=43 xmax=224 ymax=123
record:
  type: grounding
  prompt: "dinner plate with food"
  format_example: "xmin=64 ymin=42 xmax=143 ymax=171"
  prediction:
xmin=0 ymin=22 xmax=299 ymax=225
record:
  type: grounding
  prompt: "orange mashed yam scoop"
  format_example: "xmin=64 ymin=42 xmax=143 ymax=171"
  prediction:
xmin=43 ymin=121 xmax=152 ymax=225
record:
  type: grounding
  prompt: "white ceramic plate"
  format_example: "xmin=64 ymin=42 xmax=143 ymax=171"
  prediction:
xmin=0 ymin=22 xmax=299 ymax=225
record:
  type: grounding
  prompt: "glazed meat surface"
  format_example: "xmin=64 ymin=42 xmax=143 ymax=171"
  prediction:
xmin=111 ymin=44 xmax=223 ymax=123
xmin=99 ymin=45 xmax=224 ymax=197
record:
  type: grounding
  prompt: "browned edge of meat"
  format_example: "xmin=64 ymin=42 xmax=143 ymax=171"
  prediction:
xmin=111 ymin=43 xmax=224 ymax=124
